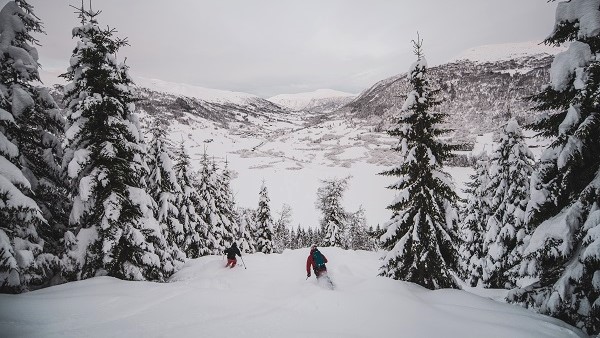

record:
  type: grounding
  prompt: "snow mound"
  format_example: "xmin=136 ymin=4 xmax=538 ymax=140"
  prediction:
xmin=269 ymin=89 xmax=356 ymax=111
xmin=0 ymin=248 xmax=584 ymax=338
xmin=450 ymin=41 xmax=567 ymax=64
xmin=134 ymin=77 xmax=259 ymax=105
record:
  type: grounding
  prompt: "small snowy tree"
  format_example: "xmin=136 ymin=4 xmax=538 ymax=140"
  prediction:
xmin=61 ymin=7 xmax=176 ymax=281
xmin=172 ymin=142 xmax=207 ymax=258
xmin=507 ymin=1 xmax=600 ymax=334
xmin=235 ymin=207 xmax=256 ymax=253
xmin=254 ymin=182 xmax=274 ymax=254
xmin=348 ymin=206 xmax=371 ymax=251
xmin=316 ymin=177 xmax=349 ymax=248
xmin=458 ymin=154 xmax=491 ymax=287
xmin=273 ymin=203 xmax=292 ymax=253
xmin=378 ymin=37 xmax=460 ymax=289
xmin=0 ymin=0 xmax=57 ymax=293
xmin=481 ymin=120 xmax=534 ymax=289
xmin=147 ymin=120 xmax=186 ymax=266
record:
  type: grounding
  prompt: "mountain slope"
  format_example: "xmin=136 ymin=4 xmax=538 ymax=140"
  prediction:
xmin=0 ymin=248 xmax=584 ymax=338
xmin=129 ymin=78 xmax=296 ymax=131
xmin=135 ymin=77 xmax=259 ymax=105
xmin=269 ymin=89 xmax=355 ymax=113
xmin=340 ymin=42 xmax=564 ymax=142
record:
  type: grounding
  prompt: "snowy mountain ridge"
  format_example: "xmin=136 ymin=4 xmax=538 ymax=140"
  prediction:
xmin=449 ymin=40 xmax=566 ymax=63
xmin=269 ymin=89 xmax=356 ymax=112
xmin=134 ymin=77 xmax=260 ymax=105
xmin=341 ymin=42 xmax=556 ymax=142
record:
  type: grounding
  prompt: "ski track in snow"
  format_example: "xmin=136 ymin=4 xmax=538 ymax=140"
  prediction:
xmin=0 ymin=248 xmax=585 ymax=338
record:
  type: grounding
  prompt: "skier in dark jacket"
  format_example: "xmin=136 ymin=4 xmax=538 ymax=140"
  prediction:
xmin=224 ymin=242 xmax=242 ymax=268
xmin=306 ymin=244 xmax=328 ymax=279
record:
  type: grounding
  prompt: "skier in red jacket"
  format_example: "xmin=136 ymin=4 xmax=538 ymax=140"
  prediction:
xmin=306 ymin=244 xmax=328 ymax=279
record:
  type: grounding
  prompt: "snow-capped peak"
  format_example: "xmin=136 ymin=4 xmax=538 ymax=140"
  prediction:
xmin=134 ymin=77 xmax=259 ymax=105
xmin=269 ymin=89 xmax=356 ymax=112
xmin=449 ymin=41 xmax=566 ymax=64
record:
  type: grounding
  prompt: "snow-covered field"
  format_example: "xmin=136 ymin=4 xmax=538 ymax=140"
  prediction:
xmin=156 ymin=110 xmax=480 ymax=229
xmin=0 ymin=248 xmax=584 ymax=338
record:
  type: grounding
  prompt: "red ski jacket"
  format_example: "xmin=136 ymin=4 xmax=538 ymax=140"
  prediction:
xmin=306 ymin=248 xmax=328 ymax=274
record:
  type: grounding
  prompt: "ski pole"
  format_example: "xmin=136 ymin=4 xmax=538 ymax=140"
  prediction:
xmin=240 ymin=256 xmax=247 ymax=269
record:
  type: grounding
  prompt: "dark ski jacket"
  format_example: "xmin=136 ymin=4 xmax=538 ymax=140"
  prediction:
xmin=306 ymin=248 xmax=328 ymax=274
xmin=224 ymin=244 xmax=242 ymax=260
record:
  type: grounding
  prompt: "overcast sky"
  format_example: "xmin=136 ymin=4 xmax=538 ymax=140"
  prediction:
xmin=14 ymin=0 xmax=557 ymax=98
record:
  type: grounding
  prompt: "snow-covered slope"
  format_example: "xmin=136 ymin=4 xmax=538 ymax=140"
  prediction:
xmin=269 ymin=89 xmax=355 ymax=112
xmin=135 ymin=77 xmax=260 ymax=105
xmin=449 ymin=40 xmax=566 ymax=63
xmin=0 ymin=248 xmax=584 ymax=338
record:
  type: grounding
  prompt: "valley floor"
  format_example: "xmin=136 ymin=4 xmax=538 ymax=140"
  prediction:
xmin=0 ymin=248 xmax=585 ymax=338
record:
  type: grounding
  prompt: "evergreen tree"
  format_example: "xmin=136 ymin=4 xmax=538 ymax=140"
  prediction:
xmin=458 ymin=154 xmax=491 ymax=287
xmin=481 ymin=119 xmax=533 ymax=288
xmin=289 ymin=227 xmax=297 ymax=250
xmin=61 ymin=7 xmax=176 ymax=281
xmin=195 ymin=152 xmax=222 ymax=254
xmin=147 ymin=120 xmax=185 ymax=266
xmin=316 ymin=177 xmax=349 ymax=247
xmin=255 ymin=182 xmax=274 ymax=253
xmin=213 ymin=160 xmax=236 ymax=249
xmin=172 ymin=142 xmax=207 ymax=258
xmin=20 ymin=87 xmax=69 ymax=261
xmin=235 ymin=207 xmax=256 ymax=253
xmin=348 ymin=206 xmax=370 ymax=250
xmin=0 ymin=0 xmax=57 ymax=293
xmin=273 ymin=204 xmax=292 ymax=253
xmin=507 ymin=1 xmax=600 ymax=334
xmin=378 ymin=37 xmax=460 ymax=289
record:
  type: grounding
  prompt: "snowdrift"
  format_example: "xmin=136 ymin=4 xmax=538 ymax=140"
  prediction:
xmin=0 ymin=248 xmax=585 ymax=338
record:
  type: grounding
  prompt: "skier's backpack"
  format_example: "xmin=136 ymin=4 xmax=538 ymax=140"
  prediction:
xmin=312 ymin=249 xmax=325 ymax=268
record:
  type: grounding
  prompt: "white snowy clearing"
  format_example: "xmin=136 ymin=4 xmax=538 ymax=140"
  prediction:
xmin=0 ymin=248 xmax=584 ymax=338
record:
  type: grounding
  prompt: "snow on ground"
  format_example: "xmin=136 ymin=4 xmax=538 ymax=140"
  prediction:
xmin=0 ymin=248 xmax=585 ymax=338
xmin=152 ymin=110 xmax=548 ymax=229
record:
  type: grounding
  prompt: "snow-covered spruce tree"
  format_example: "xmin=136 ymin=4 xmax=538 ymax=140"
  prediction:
xmin=378 ymin=38 xmax=460 ymax=289
xmin=348 ymin=206 xmax=371 ymax=251
xmin=316 ymin=177 xmax=349 ymax=248
xmin=213 ymin=160 xmax=236 ymax=249
xmin=255 ymin=182 xmax=274 ymax=253
xmin=0 ymin=0 xmax=59 ymax=293
xmin=147 ymin=120 xmax=186 ymax=266
xmin=195 ymin=152 xmax=223 ymax=254
xmin=20 ymin=88 xmax=69 ymax=261
xmin=172 ymin=142 xmax=207 ymax=258
xmin=273 ymin=203 xmax=292 ymax=253
xmin=507 ymin=1 xmax=600 ymax=334
xmin=235 ymin=207 xmax=256 ymax=253
xmin=61 ymin=8 xmax=177 ymax=281
xmin=458 ymin=154 xmax=491 ymax=287
xmin=481 ymin=119 xmax=534 ymax=289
